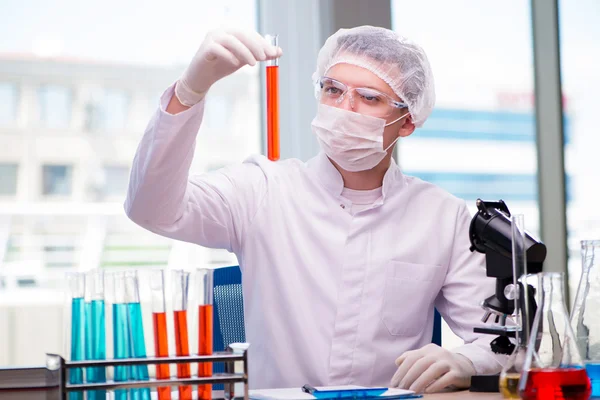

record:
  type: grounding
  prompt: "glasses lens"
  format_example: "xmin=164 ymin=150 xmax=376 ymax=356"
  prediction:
xmin=354 ymin=88 xmax=395 ymax=117
xmin=319 ymin=78 xmax=346 ymax=100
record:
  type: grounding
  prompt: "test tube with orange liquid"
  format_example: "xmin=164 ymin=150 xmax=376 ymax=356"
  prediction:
xmin=150 ymin=270 xmax=171 ymax=400
xmin=196 ymin=268 xmax=214 ymax=400
xmin=265 ymin=34 xmax=280 ymax=161
xmin=172 ymin=270 xmax=192 ymax=400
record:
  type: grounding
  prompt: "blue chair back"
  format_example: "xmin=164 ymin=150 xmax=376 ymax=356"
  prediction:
xmin=211 ymin=266 xmax=245 ymax=389
xmin=213 ymin=266 xmax=246 ymax=352
xmin=432 ymin=309 xmax=442 ymax=346
xmin=211 ymin=265 xmax=442 ymax=349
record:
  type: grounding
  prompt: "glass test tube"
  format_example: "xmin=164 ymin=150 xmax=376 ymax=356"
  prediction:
xmin=499 ymin=215 xmax=528 ymax=399
xmin=150 ymin=270 xmax=172 ymax=400
xmin=173 ymin=270 xmax=192 ymax=400
xmin=112 ymin=271 xmax=131 ymax=400
xmin=67 ymin=272 xmax=85 ymax=400
xmin=265 ymin=34 xmax=280 ymax=161
xmin=84 ymin=269 xmax=107 ymax=400
xmin=197 ymin=268 xmax=214 ymax=400
xmin=511 ymin=214 xmax=528 ymax=345
xmin=125 ymin=270 xmax=151 ymax=400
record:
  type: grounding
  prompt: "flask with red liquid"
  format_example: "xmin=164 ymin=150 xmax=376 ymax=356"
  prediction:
xmin=519 ymin=272 xmax=591 ymax=400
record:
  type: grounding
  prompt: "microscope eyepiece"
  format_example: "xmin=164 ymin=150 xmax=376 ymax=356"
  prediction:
xmin=469 ymin=199 xmax=546 ymax=274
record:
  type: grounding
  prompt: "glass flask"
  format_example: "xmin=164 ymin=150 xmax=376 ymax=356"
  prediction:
xmin=499 ymin=215 xmax=529 ymax=399
xmin=571 ymin=240 xmax=600 ymax=398
xmin=519 ymin=272 xmax=591 ymax=400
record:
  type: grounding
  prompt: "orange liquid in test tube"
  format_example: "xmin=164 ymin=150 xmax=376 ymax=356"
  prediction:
xmin=174 ymin=309 xmax=192 ymax=399
xmin=152 ymin=312 xmax=172 ymax=400
xmin=198 ymin=304 xmax=214 ymax=400
xmin=197 ymin=269 xmax=215 ymax=400
xmin=266 ymin=34 xmax=280 ymax=161
xmin=150 ymin=270 xmax=172 ymax=400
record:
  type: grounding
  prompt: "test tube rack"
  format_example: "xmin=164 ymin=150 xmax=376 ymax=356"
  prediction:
xmin=45 ymin=347 xmax=249 ymax=400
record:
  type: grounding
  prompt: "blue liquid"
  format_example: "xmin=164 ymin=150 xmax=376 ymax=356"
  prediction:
xmin=587 ymin=363 xmax=600 ymax=398
xmin=128 ymin=302 xmax=151 ymax=400
xmin=70 ymin=298 xmax=85 ymax=400
xmin=85 ymin=300 xmax=107 ymax=400
xmin=113 ymin=303 xmax=131 ymax=400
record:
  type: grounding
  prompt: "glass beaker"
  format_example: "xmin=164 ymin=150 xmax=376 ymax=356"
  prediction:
xmin=571 ymin=240 xmax=600 ymax=398
xmin=519 ymin=272 xmax=591 ymax=400
xmin=499 ymin=215 xmax=529 ymax=399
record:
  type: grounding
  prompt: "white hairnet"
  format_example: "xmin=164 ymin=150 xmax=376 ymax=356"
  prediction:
xmin=312 ymin=25 xmax=435 ymax=127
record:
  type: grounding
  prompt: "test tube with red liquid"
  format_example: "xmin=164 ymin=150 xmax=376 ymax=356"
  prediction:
xmin=173 ymin=270 xmax=192 ymax=400
xmin=197 ymin=268 xmax=214 ymax=400
xmin=150 ymin=270 xmax=171 ymax=400
xmin=265 ymin=34 xmax=280 ymax=161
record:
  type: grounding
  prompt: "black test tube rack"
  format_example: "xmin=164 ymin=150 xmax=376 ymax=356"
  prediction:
xmin=42 ymin=348 xmax=249 ymax=400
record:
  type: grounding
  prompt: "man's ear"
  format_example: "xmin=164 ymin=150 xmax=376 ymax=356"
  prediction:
xmin=398 ymin=115 xmax=416 ymax=138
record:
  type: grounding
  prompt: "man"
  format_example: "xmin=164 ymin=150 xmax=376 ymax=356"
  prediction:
xmin=125 ymin=26 xmax=505 ymax=393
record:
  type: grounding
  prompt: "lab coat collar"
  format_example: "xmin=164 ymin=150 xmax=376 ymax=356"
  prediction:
xmin=308 ymin=152 xmax=406 ymax=202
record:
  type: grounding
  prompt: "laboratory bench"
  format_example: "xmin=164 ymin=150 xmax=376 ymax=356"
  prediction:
xmin=422 ymin=390 xmax=502 ymax=399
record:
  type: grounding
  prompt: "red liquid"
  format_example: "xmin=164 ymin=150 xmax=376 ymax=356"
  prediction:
xmin=174 ymin=310 xmax=192 ymax=400
xmin=521 ymin=368 xmax=591 ymax=400
xmin=198 ymin=305 xmax=214 ymax=400
xmin=152 ymin=312 xmax=171 ymax=400
xmin=266 ymin=65 xmax=280 ymax=161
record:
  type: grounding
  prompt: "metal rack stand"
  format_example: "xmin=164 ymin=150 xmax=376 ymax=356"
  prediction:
xmin=45 ymin=348 xmax=249 ymax=400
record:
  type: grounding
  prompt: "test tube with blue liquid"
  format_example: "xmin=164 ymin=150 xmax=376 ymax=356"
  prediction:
xmin=67 ymin=272 xmax=85 ymax=400
xmin=112 ymin=271 xmax=132 ymax=400
xmin=125 ymin=270 xmax=151 ymax=400
xmin=84 ymin=269 xmax=107 ymax=400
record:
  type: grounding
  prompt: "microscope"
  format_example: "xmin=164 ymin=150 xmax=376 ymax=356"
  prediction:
xmin=467 ymin=199 xmax=547 ymax=392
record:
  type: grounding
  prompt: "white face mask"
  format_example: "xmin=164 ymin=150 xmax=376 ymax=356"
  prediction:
xmin=311 ymin=104 xmax=409 ymax=172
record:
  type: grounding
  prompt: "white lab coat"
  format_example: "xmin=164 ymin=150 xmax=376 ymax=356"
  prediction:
xmin=125 ymin=84 xmax=505 ymax=389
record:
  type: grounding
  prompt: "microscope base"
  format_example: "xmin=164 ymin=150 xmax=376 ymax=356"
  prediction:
xmin=470 ymin=374 xmax=500 ymax=392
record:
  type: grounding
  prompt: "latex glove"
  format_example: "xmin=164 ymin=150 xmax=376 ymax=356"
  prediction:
xmin=390 ymin=344 xmax=477 ymax=394
xmin=175 ymin=29 xmax=282 ymax=106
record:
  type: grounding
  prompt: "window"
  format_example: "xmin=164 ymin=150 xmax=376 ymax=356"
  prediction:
xmin=0 ymin=83 xmax=18 ymax=125
xmin=559 ymin=0 xmax=600 ymax=300
xmin=1 ymin=0 xmax=259 ymax=367
xmin=0 ymin=163 xmax=18 ymax=195
xmin=38 ymin=85 xmax=72 ymax=129
xmin=392 ymin=0 xmax=540 ymax=234
xmin=392 ymin=0 xmax=539 ymax=350
xmin=42 ymin=165 xmax=73 ymax=196
xmin=84 ymin=88 xmax=130 ymax=132
xmin=102 ymin=165 xmax=130 ymax=197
